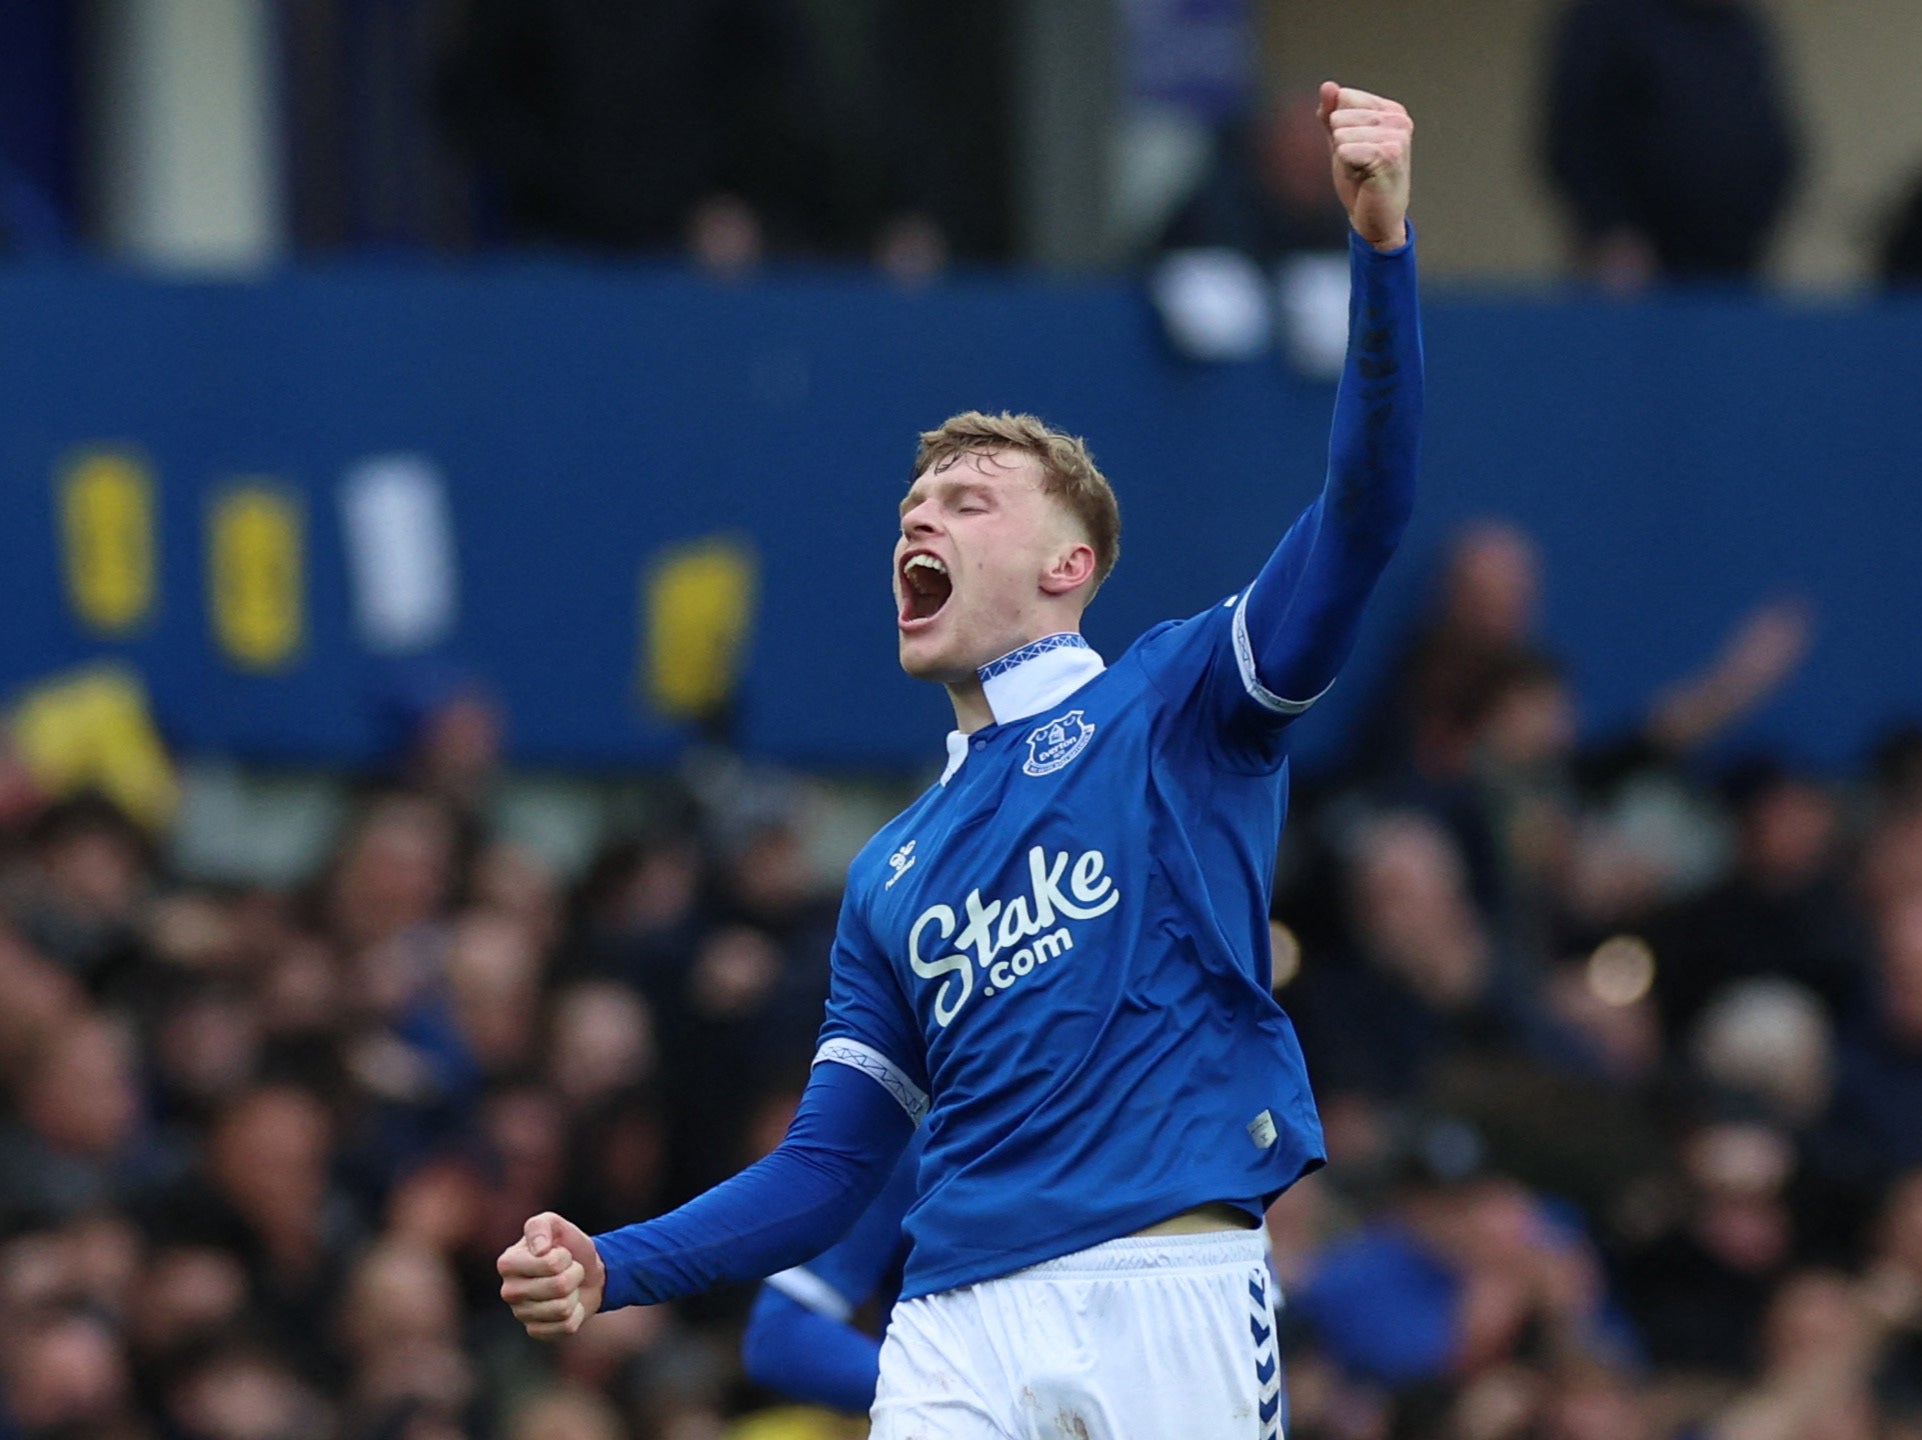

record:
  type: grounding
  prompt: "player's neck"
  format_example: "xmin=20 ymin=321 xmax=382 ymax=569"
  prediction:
xmin=947 ymin=676 xmax=994 ymax=734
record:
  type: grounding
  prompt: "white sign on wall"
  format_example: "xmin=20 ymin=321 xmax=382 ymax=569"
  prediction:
xmin=339 ymin=454 xmax=459 ymax=655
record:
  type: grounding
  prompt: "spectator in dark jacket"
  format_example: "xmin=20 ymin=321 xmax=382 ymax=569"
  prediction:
xmin=1544 ymin=0 xmax=1799 ymax=287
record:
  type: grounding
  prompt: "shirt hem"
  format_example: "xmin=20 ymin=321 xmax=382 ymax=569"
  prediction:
xmin=896 ymin=1158 xmax=1320 ymax=1301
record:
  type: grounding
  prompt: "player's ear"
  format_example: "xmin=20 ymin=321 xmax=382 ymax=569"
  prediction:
xmin=1039 ymin=541 xmax=1097 ymax=597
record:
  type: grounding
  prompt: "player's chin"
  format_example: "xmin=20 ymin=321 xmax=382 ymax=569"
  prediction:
xmin=896 ymin=638 xmax=948 ymax=681
xmin=897 ymin=630 xmax=970 ymax=684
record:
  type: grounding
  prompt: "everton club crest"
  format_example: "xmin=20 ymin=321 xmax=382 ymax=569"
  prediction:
xmin=1023 ymin=709 xmax=1096 ymax=777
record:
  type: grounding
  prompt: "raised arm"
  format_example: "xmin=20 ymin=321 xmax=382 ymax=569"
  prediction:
xmin=497 ymin=1060 xmax=913 ymax=1334
xmin=1234 ymin=84 xmax=1421 ymax=717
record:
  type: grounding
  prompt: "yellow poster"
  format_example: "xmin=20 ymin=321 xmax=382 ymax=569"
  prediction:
xmin=60 ymin=449 xmax=156 ymax=635
xmin=9 ymin=664 xmax=179 ymax=830
xmin=209 ymin=483 xmax=304 ymax=670
xmin=642 ymin=536 xmax=758 ymax=720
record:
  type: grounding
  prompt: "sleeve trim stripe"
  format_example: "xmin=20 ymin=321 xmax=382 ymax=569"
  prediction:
xmin=765 ymin=1266 xmax=856 ymax=1322
xmin=814 ymin=1038 xmax=930 ymax=1124
xmin=1232 ymin=587 xmax=1332 ymax=715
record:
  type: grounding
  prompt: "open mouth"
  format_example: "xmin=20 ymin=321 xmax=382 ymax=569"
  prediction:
xmin=899 ymin=552 xmax=953 ymax=625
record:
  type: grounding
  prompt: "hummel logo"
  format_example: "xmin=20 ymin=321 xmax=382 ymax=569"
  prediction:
xmin=885 ymin=841 xmax=917 ymax=889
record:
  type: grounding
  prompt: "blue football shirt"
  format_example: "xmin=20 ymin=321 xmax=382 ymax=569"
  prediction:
xmin=818 ymin=605 xmax=1328 ymax=1299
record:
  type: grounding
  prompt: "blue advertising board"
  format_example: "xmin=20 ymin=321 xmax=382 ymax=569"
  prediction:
xmin=1 ymin=258 xmax=1917 ymax=774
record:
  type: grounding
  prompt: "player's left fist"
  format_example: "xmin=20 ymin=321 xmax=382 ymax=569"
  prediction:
xmin=1316 ymin=82 xmax=1412 ymax=252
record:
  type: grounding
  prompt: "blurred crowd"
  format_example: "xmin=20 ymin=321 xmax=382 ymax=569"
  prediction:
xmin=9 ymin=0 xmax=1922 ymax=290
xmin=0 ymin=690 xmax=847 ymax=1440
xmin=1270 ymin=524 xmax=1922 ymax=1440
xmin=1 ymin=517 xmax=1919 ymax=1440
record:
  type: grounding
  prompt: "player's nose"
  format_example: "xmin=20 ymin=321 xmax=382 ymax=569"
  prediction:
xmin=901 ymin=503 xmax=941 ymax=540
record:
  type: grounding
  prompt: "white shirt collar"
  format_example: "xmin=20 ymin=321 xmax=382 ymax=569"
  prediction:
xmin=939 ymin=633 xmax=1107 ymax=784
xmin=978 ymin=632 xmax=1106 ymax=724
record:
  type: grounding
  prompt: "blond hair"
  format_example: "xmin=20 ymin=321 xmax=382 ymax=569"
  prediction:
xmin=914 ymin=410 xmax=1121 ymax=592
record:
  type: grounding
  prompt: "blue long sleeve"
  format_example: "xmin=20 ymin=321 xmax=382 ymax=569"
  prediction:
xmin=1240 ymin=226 xmax=1421 ymax=709
xmin=593 ymin=1061 xmax=914 ymax=1310
xmin=742 ymin=1288 xmax=884 ymax=1413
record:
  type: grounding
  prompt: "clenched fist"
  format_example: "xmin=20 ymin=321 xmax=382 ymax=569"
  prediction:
xmin=497 ymin=1211 xmax=606 ymax=1338
xmin=1317 ymin=82 xmax=1413 ymax=252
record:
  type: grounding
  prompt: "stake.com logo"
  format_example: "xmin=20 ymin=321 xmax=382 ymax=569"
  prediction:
xmin=906 ymin=846 xmax=1120 ymax=1026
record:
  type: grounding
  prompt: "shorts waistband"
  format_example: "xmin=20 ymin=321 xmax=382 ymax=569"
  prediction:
xmin=1008 ymin=1228 xmax=1267 ymax=1279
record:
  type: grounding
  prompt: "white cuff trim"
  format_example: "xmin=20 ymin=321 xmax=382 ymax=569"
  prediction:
xmin=1232 ymin=588 xmax=1333 ymax=716
xmin=765 ymin=1266 xmax=855 ymax=1322
xmin=815 ymin=1038 xmax=930 ymax=1124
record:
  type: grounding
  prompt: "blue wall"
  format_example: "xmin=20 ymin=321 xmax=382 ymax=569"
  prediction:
xmin=1 ymin=258 xmax=1917 ymax=774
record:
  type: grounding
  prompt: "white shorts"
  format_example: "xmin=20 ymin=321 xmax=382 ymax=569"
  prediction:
xmin=869 ymin=1230 xmax=1283 ymax=1440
